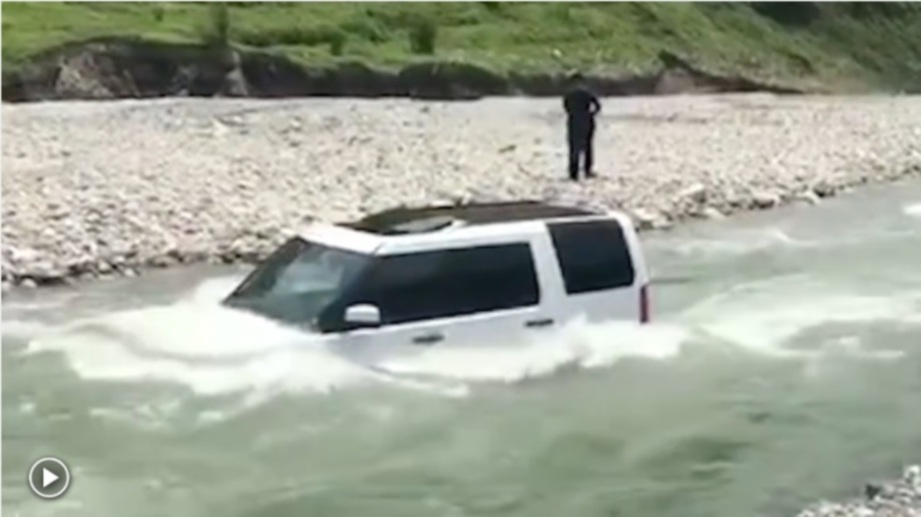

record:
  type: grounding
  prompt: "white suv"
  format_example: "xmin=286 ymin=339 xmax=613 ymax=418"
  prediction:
xmin=222 ymin=201 xmax=650 ymax=355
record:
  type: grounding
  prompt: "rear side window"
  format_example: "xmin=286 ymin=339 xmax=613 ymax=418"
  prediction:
xmin=548 ymin=220 xmax=636 ymax=294
xmin=344 ymin=243 xmax=540 ymax=325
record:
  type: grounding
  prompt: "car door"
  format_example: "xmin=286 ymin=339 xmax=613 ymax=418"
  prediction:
xmin=413 ymin=241 xmax=554 ymax=351
xmin=546 ymin=219 xmax=643 ymax=324
xmin=326 ymin=241 xmax=553 ymax=363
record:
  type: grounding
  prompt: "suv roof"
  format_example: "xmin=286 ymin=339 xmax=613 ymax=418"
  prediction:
xmin=344 ymin=201 xmax=599 ymax=236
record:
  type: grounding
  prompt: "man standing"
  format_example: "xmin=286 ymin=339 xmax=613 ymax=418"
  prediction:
xmin=562 ymin=73 xmax=601 ymax=181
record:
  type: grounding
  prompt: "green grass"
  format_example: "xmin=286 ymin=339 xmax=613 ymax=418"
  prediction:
xmin=3 ymin=2 xmax=921 ymax=89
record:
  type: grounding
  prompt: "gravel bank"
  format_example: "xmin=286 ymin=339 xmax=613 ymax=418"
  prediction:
xmin=796 ymin=465 xmax=921 ymax=517
xmin=3 ymin=94 xmax=921 ymax=287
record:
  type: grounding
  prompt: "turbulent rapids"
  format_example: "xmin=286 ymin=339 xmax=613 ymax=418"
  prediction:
xmin=3 ymin=182 xmax=921 ymax=517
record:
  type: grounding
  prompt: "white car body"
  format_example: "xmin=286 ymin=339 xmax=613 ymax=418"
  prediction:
xmin=223 ymin=202 xmax=650 ymax=359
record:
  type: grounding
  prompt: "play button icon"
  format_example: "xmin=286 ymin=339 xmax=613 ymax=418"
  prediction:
xmin=28 ymin=457 xmax=71 ymax=499
xmin=43 ymin=468 xmax=59 ymax=487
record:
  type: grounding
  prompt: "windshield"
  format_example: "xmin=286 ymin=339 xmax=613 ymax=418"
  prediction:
xmin=223 ymin=237 xmax=373 ymax=329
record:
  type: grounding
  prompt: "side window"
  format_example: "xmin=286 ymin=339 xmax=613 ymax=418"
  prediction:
xmin=352 ymin=243 xmax=540 ymax=325
xmin=548 ymin=220 xmax=636 ymax=294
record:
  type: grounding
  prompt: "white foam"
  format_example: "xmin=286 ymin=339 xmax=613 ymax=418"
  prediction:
xmin=185 ymin=274 xmax=247 ymax=304
xmin=1 ymin=292 xmax=80 ymax=312
xmin=905 ymin=202 xmax=921 ymax=218
xmin=26 ymin=304 xmax=689 ymax=403
xmin=1 ymin=319 xmax=49 ymax=343
xmin=26 ymin=303 xmax=377 ymax=398
xmin=679 ymin=275 xmax=921 ymax=358
xmin=654 ymin=223 xmax=920 ymax=260
xmin=22 ymin=266 xmax=920 ymax=411
xmin=23 ymin=273 xmax=690 ymax=408
xmin=653 ymin=227 xmax=801 ymax=258
xmin=377 ymin=317 xmax=687 ymax=383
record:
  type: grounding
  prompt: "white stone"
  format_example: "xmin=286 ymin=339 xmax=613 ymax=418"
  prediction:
xmin=702 ymin=206 xmax=726 ymax=220
xmin=796 ymin=190 xmax=822 ymax=205
xmin=2 ymin=95 xmax=919 ymax=284
xmin=679 ymin=183 xmax=708 ymax=204
xmin=752 ymin=190 xmax=781 ymax=209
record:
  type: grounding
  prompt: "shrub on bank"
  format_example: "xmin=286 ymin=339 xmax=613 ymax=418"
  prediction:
xmin=409 ymin=18 xmax=437 ymax=55
xmin=202 ymin=3 xmax=231 ymax=48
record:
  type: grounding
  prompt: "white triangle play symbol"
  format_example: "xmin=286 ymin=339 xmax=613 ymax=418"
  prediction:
xmin=42 ymin=468 xmax=59 ymax=488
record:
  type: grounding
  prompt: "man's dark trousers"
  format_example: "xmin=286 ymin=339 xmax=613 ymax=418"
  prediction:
xmin=567 ymin=118 xmax=595 ymax=181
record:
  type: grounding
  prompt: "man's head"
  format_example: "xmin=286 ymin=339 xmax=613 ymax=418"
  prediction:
xmin=569 ymin=72 xmax=586 ymax=86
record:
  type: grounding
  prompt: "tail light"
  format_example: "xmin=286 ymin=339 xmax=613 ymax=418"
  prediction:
xmin=639 ymin=284 xmax=650 ymax=324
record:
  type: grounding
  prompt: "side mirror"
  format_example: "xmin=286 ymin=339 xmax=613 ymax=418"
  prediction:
xmin=343 ymin=303 xmax=382 ymax=328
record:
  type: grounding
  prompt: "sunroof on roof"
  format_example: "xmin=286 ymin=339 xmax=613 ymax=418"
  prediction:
xmin=345 ymin=201 xmax=596 ymax=235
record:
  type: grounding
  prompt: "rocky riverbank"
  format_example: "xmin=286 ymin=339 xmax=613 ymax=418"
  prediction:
xmin=796 ymin=465 xmax=921 ymax=517
xmin=3 ymin=94 xmax=921 ymax=288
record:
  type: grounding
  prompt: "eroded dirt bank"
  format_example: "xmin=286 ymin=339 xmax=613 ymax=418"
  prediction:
xmin=1 ymin=39 xmax=805 ymax=103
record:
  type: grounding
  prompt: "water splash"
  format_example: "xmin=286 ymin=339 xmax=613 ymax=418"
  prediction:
xmin=19 ymin=261 xmax=920 ymax=412
xmin=26 ymin=302 xmax=376 ymax=397
xmin=905 ymin=202 xmax=921 ymax=218
xmin=377 ymin=316 xmax=686 ymax=383
xmin=186 ymin=274 xmax=247 ymax=304
xmin=677 ymin=275 xmax=921 ymax=359
xmin=22 ymin=272 xmax=688 ymax=404
xmin=650 ymin=227 xmax=801 ymax=258
xmin=1 ymin=319 xmax=49 ymax=344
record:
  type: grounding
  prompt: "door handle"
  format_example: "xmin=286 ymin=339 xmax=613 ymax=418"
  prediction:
xmin=525 ymin=318 xmax=555 ymax=328
xmin=412 ymin=333 xmax=444 ymax=345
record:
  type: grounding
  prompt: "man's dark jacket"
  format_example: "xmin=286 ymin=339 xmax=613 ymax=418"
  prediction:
xmin=563 ymin=85 xmax=601 ymax=129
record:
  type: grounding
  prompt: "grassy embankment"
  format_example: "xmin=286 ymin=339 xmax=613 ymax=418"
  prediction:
xmin=2 ymin=2 xmax=921 ymax=91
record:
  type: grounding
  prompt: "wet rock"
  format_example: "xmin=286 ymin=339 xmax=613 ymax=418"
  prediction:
xmin=29 ymin=261 xmax=66 ymax=282
xmin=429 ymin=199 xmax=455 ymax=208
xmin=796 ymin=190 xmax=822 ymax=205
xmin=812 ymin=179 xmax=838 ymax=198
xmin=864 ymin=482 xmax=883 ymax=501
xmin=631 ymin=208 xmax=670 ymax=230
xmin=679 ymin=183 xmax=708 ymax=204
xmin=752 ymin=190 xmax=781 ymax=209
xmin=701 ymin=206 xmax=726 ymax=220
xmin=148 ymin=255 xmax=176 ymax=268
xmin=795 ymin=464 xmax=921 ymax=517
xmin=905 ymin=465 xmax=921 ymax=490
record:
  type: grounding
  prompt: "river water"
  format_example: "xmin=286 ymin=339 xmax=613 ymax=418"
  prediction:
xmin=3 ymin=179 xmax=921 ymax=517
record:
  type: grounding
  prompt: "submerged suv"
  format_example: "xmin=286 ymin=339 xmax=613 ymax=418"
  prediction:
xmin=223 ymin=201 xmax=650 ymax=353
